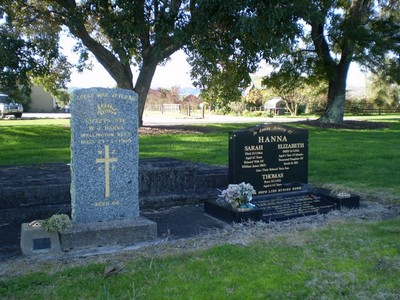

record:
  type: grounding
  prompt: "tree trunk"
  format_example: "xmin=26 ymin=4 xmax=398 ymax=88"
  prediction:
xmin=310 ymin=0 xmax=370 ymax=124
xmin=72 ymin=28 xmax=157 ymax=126
xmin=134 ymin=58 xmax=158 ymax=127
xmin=319 ymin=59 xmax=351 ymax=124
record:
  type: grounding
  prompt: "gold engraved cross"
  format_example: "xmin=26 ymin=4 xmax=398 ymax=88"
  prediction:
xmin=96 ymin=145 xmax=118 ymax=198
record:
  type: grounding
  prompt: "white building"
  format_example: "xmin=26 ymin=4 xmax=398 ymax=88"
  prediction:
xmin=28 ymin=86 xmax=55 ymax=112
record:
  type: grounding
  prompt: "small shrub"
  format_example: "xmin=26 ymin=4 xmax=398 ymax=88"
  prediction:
xmin=306 ymin=96 xmax=326 ymax=114
xmin=228 ymin=102 xmax=247 ymax=115
xmin=41 ymin=214 xmax=72 ymax=233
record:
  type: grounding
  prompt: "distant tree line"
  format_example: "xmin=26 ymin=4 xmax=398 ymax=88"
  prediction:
xmin=1 ymin=1 xmax=399 ymax=125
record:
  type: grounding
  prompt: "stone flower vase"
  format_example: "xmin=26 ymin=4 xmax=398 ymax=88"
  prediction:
xmin=234 ymin=196 xmax=253 ymax=212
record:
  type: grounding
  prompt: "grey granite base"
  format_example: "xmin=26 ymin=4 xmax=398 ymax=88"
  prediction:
xmin=60 ymin=217 xmax=157 ymax=250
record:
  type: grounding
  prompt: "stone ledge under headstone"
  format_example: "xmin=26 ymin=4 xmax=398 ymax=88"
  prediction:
xmin=311 ymin=187 xmax=360 ymax=209
xmin=204 ymin=199 xmax=263 ymax=223
xmin=253 ymin=192 xmax=336 ymax=221
xmin=205 ymin=189 xmax=360 ymax=224
xmin=60 ymin=217 xmax=157 ymax=250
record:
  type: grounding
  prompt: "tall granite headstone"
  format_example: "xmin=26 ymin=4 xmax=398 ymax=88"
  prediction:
xmin=61 ymin=87 xmax=156 ymax=249
xmin=70 ymin=88 xmax=139 ymax=223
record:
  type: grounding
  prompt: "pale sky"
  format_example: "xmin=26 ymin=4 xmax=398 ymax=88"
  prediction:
xmin=64 ymin=34 xmax=367 ymax=90
xmin=68 ymin=54 xmax=366 ymax=90
xmin=67 ymin=50 xmax=194 ymax=89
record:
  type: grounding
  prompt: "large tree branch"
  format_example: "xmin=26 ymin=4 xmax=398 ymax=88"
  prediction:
xmin=310 ymin=21 xmax=335 ymax=69
xmin=135 ymin=0 xmax=151 ymax=59
xmin=339 ymin=0 xmax=372 ymax=67
xmin=53 ymin=0 xmax=133 ymax=88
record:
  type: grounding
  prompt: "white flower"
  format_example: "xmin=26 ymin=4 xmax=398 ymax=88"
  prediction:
xmin=218 ymin=182 xmax=256 ymax=208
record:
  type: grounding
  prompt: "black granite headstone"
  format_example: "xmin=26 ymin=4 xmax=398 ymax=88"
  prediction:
xmin=229 ymin=124 xmax=308 ymax=195
xmin=205 ymin=123 xmax=358 ymax=223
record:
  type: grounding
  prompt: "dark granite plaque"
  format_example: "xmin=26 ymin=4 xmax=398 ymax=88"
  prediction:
xmin=71 ymin=88 xmax=139 ymax=223
xmin=229 ymin=124 xmax=308 ymax=196
xmin=252 ymin=192 xmax=335 ymax=221
xmin=33 ymin=237 xmax=51 ymax=250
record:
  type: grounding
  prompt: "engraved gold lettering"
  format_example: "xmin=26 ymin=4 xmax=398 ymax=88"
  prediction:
xmin=277 ymin=143 xmax=305 ymax=149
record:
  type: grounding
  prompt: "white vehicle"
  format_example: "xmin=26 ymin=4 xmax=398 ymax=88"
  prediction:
xmin=0 ymin=93 xmax=23 ymax=118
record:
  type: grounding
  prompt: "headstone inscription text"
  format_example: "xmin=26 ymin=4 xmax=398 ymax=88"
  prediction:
xmin=229 ymin=124 xmax=308 ymax=196
xmin=71 ymin=88 xmax=139 ymax=223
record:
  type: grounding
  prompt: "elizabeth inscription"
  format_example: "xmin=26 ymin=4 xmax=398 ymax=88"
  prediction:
xmin=71 ymin=88 xmax=139 ymax=223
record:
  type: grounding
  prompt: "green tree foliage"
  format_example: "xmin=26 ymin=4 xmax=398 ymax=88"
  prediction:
xmin=245 ymin=88 xmax=264 ymax=107
xmin=187 ymin=0 xmax=400 ymax=123
xmin=264 ymin=72 xmax=309 ymax=116
xmin=264 ymin=0 xmax=400 ymax=123
xmin=263 ymin=67 xmax=328 ymax=116
xmin=368 ymin=74 xmax=400 ymax=110
xmin=228 ymin=101 xmax=247 ymax=116
xmin=0 ymin=1 xmax=71 ymax=104
xmin=5 ymin=0 xmax=215 ymax=126
xmin=187 ymin=0 xmax=298 ymax=111
xmin=0 ymin=26 xmax=31 ymax=101
xmin=31 ymin=56 xmax=72 ymax=104
xmin=196 ymin=61 xmax=245 ymax=112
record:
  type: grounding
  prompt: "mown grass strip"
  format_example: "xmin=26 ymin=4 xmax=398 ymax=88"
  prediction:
xmin=1 ymin=218 xmax=399 ymax=299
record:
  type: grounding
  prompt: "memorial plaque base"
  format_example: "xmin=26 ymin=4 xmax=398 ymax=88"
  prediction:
xmin=253 ymin=191 xmax=336 ymax=222
xmin=60 ymin=217 xmax=157 ymax=250
xmin=204 ymin=199 xmax=263 ymax=223
xmin=205 ymin=189 xmax=360 ymax=224
xmin=20 ymin=223 xmax=61 ymax=255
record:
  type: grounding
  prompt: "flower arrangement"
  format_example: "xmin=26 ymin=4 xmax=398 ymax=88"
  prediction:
xmin=40 ymin=214 xmax=72 ymax=233
xmin=218 ymin=182 xmax=256 ymax=209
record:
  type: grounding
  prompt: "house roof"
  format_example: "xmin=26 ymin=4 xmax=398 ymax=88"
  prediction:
xmin=265 ymin=97 xmax=284 ymax=108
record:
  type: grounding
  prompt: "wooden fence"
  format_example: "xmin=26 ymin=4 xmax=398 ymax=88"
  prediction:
xmin=144 ymin=104 xmax=400 ymax=116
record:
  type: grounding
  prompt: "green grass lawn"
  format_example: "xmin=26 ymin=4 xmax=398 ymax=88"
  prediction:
xmin=306 ymin=121 xmax=400 ymax=200
xmin=0 ymin=116 xmax=399 ymax=299
xmin=0 ymin=117 xmax=399 ymax=199
xmin=1 ymin=218 xmax=399 ymax=299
